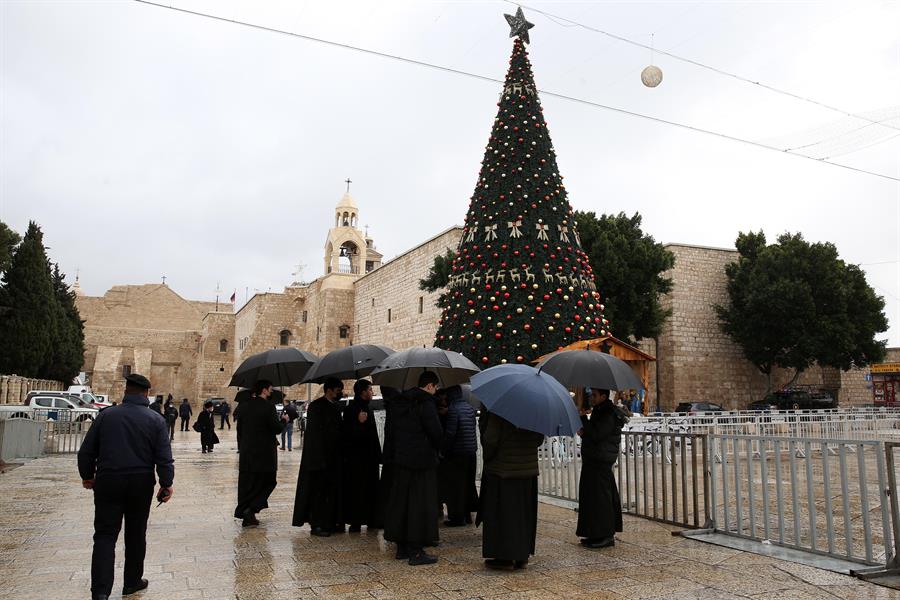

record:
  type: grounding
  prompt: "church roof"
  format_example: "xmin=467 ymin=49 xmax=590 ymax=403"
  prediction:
xmin=336 ymin=192 xmax=357 ymax=210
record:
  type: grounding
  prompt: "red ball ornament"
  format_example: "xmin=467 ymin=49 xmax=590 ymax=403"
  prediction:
xmin=482 ymin=357 xmax=490 ymax=364
xmin=565 ymin=327 xmax=572 ymax=333
xmin=495 ymin=333 xmax=502 ymax=339
xmin=524 ymin=323 xmax=532 ymax=331
xmin=535 ymin=307 xmax=542 ymax=313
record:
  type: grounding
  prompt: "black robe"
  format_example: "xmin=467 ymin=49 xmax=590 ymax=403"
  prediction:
xmin=292 ymin=397 xmax=343 ymax=529
xmin=383 ymin=387 xmax=442 ymax=549
xmin=576 ymin=400 xmax=626 ymax=540
xmin=234 ymin=397 xmax=284 ymax=518
xmin=377 ymin=388 xmax=400 ymax=527
xmin=195 ymin=410 xmax=218 ymax=448
xmin=341 ymin=396 xmax=383 ymax=527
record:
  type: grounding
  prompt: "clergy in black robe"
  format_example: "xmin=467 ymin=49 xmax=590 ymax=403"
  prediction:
xmin=194 ymin=402 xmax=219 ymax=453
xmin=383 ymin=371 xmax=443 ymax=566
xmin=377 ymin=386 xmax=401 ymax=527
xmin=478 ymin=411 xmax=545 ymax=570
xmin=292 ymin=377 xmax=344 ymax=536
xmin=577 ymin=388 xmax=627 ymax=548
xmin=341 ymin=379 xmax=383 ymax=531
xmin=233 ymin=380 xmax=285 ymax=527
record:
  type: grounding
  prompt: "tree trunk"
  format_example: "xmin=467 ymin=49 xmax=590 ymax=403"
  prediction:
xmin=786 ymin=368 xmax=803 ymax=388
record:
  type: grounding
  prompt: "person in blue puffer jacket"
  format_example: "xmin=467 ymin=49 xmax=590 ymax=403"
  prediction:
xmin=440 ymin=385 xmax=479 ymax=527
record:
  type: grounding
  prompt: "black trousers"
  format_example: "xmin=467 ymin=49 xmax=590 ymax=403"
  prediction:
xmin=91 ymin=473 xmax=155 ymax=596
xmin=180 ymin=416 xmax=190 ymax=431
xmin=220 ymin=414 xmax=231 ymax=429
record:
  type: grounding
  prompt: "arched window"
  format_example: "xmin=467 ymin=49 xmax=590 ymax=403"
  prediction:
xmin=219 ymin=339 xmax=228 ymax=353
xmin=279 ymin=329 xmax=292 ymax=346
xmin=339 ymin=325 xmax=350 ymax=339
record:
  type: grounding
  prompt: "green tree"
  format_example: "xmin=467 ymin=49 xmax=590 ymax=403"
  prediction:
xmin=419 ymin=249 xmax=455 ymax=308
xmin=433 ymin=37 xmax=609 ymax=366
xmin=715 ymin=231 xmax=887 ymax=392
xmin=0 ymin=221 xmax=21 ymax=275
xmin=45 ymin=263 xmax=85 ymax=383
xmin=575 ymin=211 xmax=674 ymax=342
xmin=0 ymin=222 xmax=56 ymax=377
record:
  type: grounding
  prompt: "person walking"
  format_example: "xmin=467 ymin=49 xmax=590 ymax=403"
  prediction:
xmin=77 ymin=373 xmax=174 ymax=600
xmin=292 ymin=378 xmax=344 ymax=536
xmin=577 ymin=388 xmax=628 ymax=548
xmin=280 ymin=397 xmax=299 ymax=451
xmin=478 ymin=409 xmax=545 ymax=571
xmin=178 ymin=398 xmax=192 ymax=431
xmin=383 ymin=371 xmax=443 ymax=566
xmin=233 ymin=380 xmax=285 ymax=527
xmin=341 ymin=379 xmax=383 ymax=532
xmin=219 ymin=399 xmax=232 ymax=430
xmin=440 ymin=385 xmax=478 ymax=527
xmin=148 ymin=395 xmax=162 ymax=415
xmin=163 ymin=400 xmax=178 ymax=441
xmin=193 ymin=401 xmax=218 ymax=453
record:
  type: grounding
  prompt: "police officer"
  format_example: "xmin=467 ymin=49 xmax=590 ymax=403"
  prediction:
xmin=78 ymin=373 xmax=175 ymax=600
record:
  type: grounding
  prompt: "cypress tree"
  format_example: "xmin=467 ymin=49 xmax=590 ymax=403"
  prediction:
xmin=434 ymin=29 xmax=609 ymax=366
xmin=46 ymin=263 xmax=85 ymax=383
xmin=0 ymin=222 xmax=55 ymax=377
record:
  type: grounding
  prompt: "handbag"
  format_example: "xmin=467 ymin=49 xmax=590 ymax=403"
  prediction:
xmin=192 ymin=420 xmax=202 ymax=433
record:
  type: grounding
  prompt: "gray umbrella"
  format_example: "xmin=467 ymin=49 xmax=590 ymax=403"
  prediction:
xmin=229 ymin=347 xmax=319 ymax=388
xmin=536 ymin=349 xmax=643 ymax=391
xmin=301 ymin=344 xmax=395 ymax=383
xmin=369 ymin=347 xmax=481 ymax=390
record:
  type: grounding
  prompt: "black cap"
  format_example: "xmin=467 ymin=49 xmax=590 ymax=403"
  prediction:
xmin=125 ymin=373 xmax=152 ymax=390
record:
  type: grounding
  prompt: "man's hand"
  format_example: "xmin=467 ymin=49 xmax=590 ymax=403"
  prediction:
xmin=358 ymin=411 xmax=368 ymax=424
xmin=157 ymin=486 xmax=174 ymax=503
xmin=577 ymin=427 xmax=584 ymax=437
xmin=82 ymin=479 xmax=94 ymax=490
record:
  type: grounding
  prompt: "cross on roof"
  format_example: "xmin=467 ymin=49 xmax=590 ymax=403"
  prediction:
xmin=345 ymin=178 xmax=352 ymax=193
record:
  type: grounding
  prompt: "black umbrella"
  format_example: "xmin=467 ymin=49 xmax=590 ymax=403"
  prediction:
xmin=302 ymin=344 xmax=395 ymax=383
xmin=229 ymin=347 xmax=319 ymax=388
xmin=536 ymin=349 xmax=643 ymax=391
xmin=369 ymin=347 xmax=481 ymax=389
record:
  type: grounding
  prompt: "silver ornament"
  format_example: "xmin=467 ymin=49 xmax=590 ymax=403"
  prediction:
xmin=641 ymin=65 xmax=663 ymax=88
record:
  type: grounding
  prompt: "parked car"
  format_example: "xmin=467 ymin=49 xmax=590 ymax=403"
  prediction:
xmin=674 ymin=402 xmax=725 ymax=414
xmin=747 ymin=399 xmax=778 ymax=411
xmin=25 ymin=390 xmax=92 ymax=408
xmin=762 ymin=388 xmax=837 ymax=410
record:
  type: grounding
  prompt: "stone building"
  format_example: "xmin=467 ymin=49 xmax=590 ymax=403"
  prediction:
xmin=74 ymin=191 xmax=887 ymax=411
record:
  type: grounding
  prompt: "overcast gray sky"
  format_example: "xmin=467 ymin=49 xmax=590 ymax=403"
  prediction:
xmin=2 ymin=0 xmax=899 ymax=343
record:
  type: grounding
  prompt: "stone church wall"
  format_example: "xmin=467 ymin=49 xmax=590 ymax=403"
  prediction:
xmin=354 ymin=227 xmax=463 ymax=352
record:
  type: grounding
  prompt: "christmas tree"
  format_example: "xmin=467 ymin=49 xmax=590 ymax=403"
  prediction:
xmin=434 ymin=11 xmax=609 ymax=366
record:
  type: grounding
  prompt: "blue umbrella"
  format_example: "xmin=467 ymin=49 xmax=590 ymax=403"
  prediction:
xmin=470 ymin=364 xmax=582 ymax=437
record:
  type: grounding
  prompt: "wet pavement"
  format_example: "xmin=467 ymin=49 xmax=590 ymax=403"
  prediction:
xmin=0 ymin=429 xmax=897 ymax=600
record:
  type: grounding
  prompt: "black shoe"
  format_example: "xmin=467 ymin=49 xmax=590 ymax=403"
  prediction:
xmin=122 ymin=578 xmax=148 ymax=595
xmin=484 ymin=559 xmax=515 ymax=571
xmin=91 ymin=595 xmax=109 ymax=600
xmin=332 ymin=524 xmax=346 ymax=534
xmin=395 ymin=545 xmax=409 ymax=560
xmin=310 ymin=527 xmax=331 ymax=537
xmin=443 ymin=520 xmax=465 ymax=527
xmin=580 ymin=537 xmax=615 ymax=549
xmin=202 ymin=449 xmax=207 ymax=453
xmin=242 ymin=514 xmax=260 ymax=528
xmin=207 ymin=449 xmax=213 ymax=453
xmin=408 ymin=551 xmax=437 ymax=566
xmin=514 ymin=559 xmax=528 ymax=569
xmin=348 ymin=524 xmax=361 ymax=533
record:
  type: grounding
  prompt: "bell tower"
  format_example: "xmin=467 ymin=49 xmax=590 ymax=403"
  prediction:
xmin=323 ymin=184 xmax=382 ymax=277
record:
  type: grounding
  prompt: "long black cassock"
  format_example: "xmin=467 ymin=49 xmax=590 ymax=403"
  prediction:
xmin=233 ymin=396 xmax=284 ymax=519
xmin=341 ymin=395 xmax=383 ymax=528
xmin=292 ymin=397 xmax=343 ymax=530
xmin=576 ymin=399 xmax=626 ymax=540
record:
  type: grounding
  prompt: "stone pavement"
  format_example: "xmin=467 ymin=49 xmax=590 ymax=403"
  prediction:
xmin=0 ymin=429 xmax=897 ymax=600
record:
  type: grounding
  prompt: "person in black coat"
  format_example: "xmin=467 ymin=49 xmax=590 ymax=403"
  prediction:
xmin=194 ymin=401 xmax=219 ymax=453
xmin=163 ymin=400 xmax=178 ymax=441
xmin=383 ymin=371 xmax=443 ymax=566
xmin=339 ymin=379 xmax=383 ymax=532
xmin=292 ymin=377 xmax=344 ymax=536
xmin=377 ymin=386 xmax=401 ymax=527
xmin=440 ymin=385 xmax=478 ymax=526
xmin=233 ymin=380 xmax=286 ymax=527
xmin=178 ymin=398 xmax=192 ymax=431
xmin=577 ymin=388 xmax=628 ymax=548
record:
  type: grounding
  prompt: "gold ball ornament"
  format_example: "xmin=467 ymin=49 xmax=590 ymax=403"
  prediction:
xmin=641 ymin=65 xmax=663 ymax=87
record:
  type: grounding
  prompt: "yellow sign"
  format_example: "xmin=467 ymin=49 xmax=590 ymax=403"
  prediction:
xmin=871 ymin=363 xmax=900 ymax=373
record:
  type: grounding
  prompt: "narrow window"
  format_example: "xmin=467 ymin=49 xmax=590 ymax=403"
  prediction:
xmin=339 ymin=325 xmax=350 ymax=339
xmin=418 ymin=297 xmax=424 ymax=314
xmin=302 ymin=310 xmax=308 ymax=323
xmin=371 ymin=298 xmax=375 ymax=307
xmin=316 ymin=326 xmax=321 ymax=342
xmin=279 ymin=330 xmax=292 ymax=346
xmin=387 ymin=308 xmax=392 ymax=323
xmin=122 ymin=365 xmax=132 ymax=377
xmin=219 ymin=339 xmax=228 ymax=353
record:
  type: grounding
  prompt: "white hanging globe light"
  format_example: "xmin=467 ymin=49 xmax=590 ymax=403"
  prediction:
xmin=641 ymin=65 xmax=663 ymax=88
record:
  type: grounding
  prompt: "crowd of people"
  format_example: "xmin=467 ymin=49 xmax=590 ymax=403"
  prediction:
xmin=77 ymin=371 xmax=628 ymax=598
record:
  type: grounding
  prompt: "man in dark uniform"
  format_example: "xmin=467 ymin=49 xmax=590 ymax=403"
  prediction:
xmin=78 ymin=373 xmax=174 ymax=600
xmin=292 ymin=377 xmax=344 ymax=536
xmin=233 ymin=379 xmax=286 ymax=527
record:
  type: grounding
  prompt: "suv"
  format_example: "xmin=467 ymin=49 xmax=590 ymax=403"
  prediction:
xmin=762 ymin=388 xmax=837 ymax=410
xmin=675 ymin=402 xmax=725 ymax=414
xmin=26 ymin=393 xmax=98 ymax=421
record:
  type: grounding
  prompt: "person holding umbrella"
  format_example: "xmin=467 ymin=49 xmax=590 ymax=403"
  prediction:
xmin=292 ymin=378 xmax=344 ymax=536
xmin=340 ymin=379 xmax=382 ymax=532
xmin=577 ymin=387 xmax=628 ymax=548
xmin=383 ymin=371 xmax=443 ymax=566
xmin=440 ymin=385 xmax=478 ymax=527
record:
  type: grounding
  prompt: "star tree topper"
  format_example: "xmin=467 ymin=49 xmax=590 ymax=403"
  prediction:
xmin=504 ymin=7 xmax=534 ymax=44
